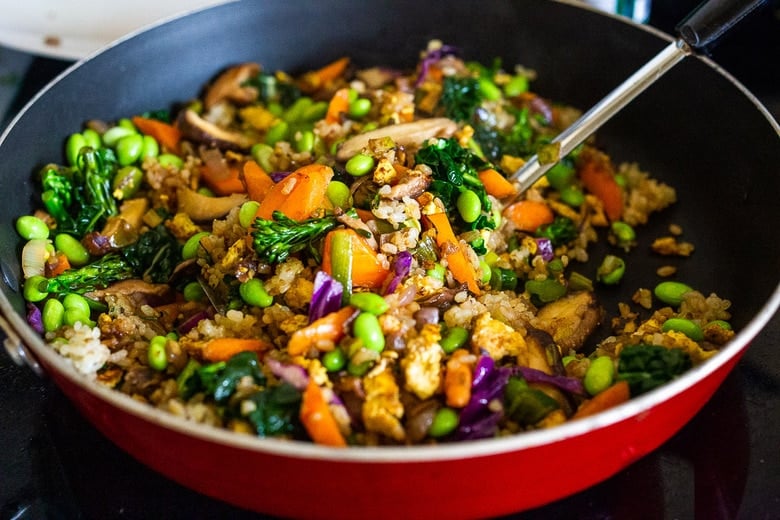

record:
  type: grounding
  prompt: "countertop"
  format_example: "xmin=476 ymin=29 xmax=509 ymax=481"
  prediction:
xmin=1 ymin=2 xmax=778 ymax=519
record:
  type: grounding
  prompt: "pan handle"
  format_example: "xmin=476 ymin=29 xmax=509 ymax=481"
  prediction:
xmin=677 ymin=0 xmax=769 ymax=52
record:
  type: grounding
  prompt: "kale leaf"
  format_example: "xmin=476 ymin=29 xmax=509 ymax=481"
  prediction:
xmin=122 ymin=225 xmax=181 ymax=283
xmin=244 ymin=383 xmax=303 ymax=437
xmin=535 ymin=216 xmax=578 ymax=246
xmin=617 ymin=344 xmax=692 ymax=396
xmin=183 ymin=351 xmax=266 ymax=403
xmin=438 ymin=76 xmax=483 ymax=122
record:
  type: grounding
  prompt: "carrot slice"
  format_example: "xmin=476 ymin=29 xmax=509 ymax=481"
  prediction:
xmin=45 ymin=252 xmax=71 ymax=278
xmin=322 ymin=229 xmax=391 ymax=289
xmin=577 ymin=148 xmax=623 ymax=221
xmin=572 ymin=380 xmax=630 ymax=419
xmin=478 ymin=168 xmax=518 ymax=199
xmin=201 ymin=165 xmax=246 ymax=196
xmin=255 ymin=163 xmax=334 ymax=221
xmin=425 ymin=212 xmax=481 ymax=295
xmin=242 ymin=160 xmax=275 ymax=203
xmin=131 ymin=116 xmax=181 ymax=152
xmin=504 ymin=199 xmax=554 ymax=233
xmin=287 ymin=306 xmax=356 ymax=356
xmin=300 ymin=378 xmax=347 ymax=447
xmin=325 ymin=88 xmax=351 ymax=124
xmin=444 ymin=349 xmax=474 ymax=408
xmin=202 ymin=338 xmax=272 ymax=362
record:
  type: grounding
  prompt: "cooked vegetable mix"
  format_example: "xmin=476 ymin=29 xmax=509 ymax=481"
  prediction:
xmin=17 ymin=42 xmax=735 ymax=446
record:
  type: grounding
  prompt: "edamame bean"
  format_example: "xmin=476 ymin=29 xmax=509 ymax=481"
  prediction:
xmin=82 ymin=128 xmax=102 ymax=149
xmin=112 ymin=165 xmax=144 ymax=200
xmin=23 ymin=275 xmax=48 ymax=302
xmin=265 ymin=121 xmax=289 ymax=145
xmin=117 ymin=118 xmax=136 ymax=131
xmin=148 ymin=335 xmax=169 ymax=371
xmin=54 ymin=233 xmax=90 ymax=267
xmin=561 ymin=355 xmax=576 ymax=367
xmin=662 ymin=318 xmax=704 ymax=341
xmin=348 ymin=97 xmax=372 ymax=119
xmin=440 ymin=326 xmax=469 ymax=354
xmin=294 ymin=130 xmax=315 ymax=153
xmin=16 ymin=215 xmax=49 ymax=240
xmin=559 ymin=185 xmax=584 ymax=207
xmin=283 ymin=96 xmax=313 ymax=122
xmin=353 ymin=312 xmax=384 ymax=352
xmin=596 ymin=255 xmax=625 ymax=285
xmin=158 ymin=153 xmax=183 ymax=169
xmin=251 ymin=143 xmax=275 ymax=172
xmin=428 ymin=407 xmax=459 ymax=437
xmin=64 ymin=307 xmax=94 ymax=327
xmin=65 ymin=133 xmax=87 ymax=166
xmin=479 ymin=260 xmax=492 ymax=284
xmin=182 ymin=231 xmax=210 ymax=260
xmin=478 ymin=77 xmax=502 ymax=101
xmin=102 ymin=126 xmax=135 ymax=148
xmin=141 ymin=135 xmax=159 ymax=159
xmin=426 ymin=263 xmax=446 ymax=281
xmin=42 ymin=298 xmax=65 ymax=333
xmin=326 ymin=180 xmax=352 ymax=209
xmin=654 ymin=281 xmax=694 ymax=306
xmin=584 ymin=356 xmax=615 ymax=396
xmin=611 ymin=221 xmax=636 ymax=246
xmin=302 ymin=101 xmax=328 ymax=122
xmin=63 ymin=293 xmax=91 ymax=317
xmin=238 ymin=201 xmax=261 ymax=228
xmin=239 ymin=278 xmax=273 ymax=308
xmin=197 ymin=187 xmax=215 ymax=197
xmin=345 ymin=153 xmax=375 ymax=176
xmin=545 ymin=161 xmax=575 ymax=190
xmin=183 ymin=281 xmax=205 ymax=302
xmin=347 ymin=359 xmax=372 ymax=376
xmin=504 ymin=75 xmax=529 ymax=97
xmin=116 ymin=133 xmax=144 ymax=166
xmin=349 ymin=292 xmax=389 ymax=315
xmin=322 ymin=349 xmax=347 ymax=372
xmin=707 ymin=319 xmax=732 ymax=331
xmin=456 ymin=189 xmax=482 ymax=223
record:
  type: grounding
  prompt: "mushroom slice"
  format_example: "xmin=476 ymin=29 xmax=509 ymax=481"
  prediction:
xmin=176 ymin=186 xmax=247 ymax=221
xmin=204 ymin=62 xmax=261 ymax=109
xmin=178 ymin=109 xmax=254 ymax=151
xmin=532 ymin=291 xmax=604 ymax=351
xmin=336 ymin=118 xmax=457 ymax=161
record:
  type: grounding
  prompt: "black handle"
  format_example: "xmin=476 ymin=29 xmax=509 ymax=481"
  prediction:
xmin=676 ymin=0 xmax=769 ymax=51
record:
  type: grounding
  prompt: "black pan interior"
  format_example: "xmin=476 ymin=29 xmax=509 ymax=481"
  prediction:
xmin=1 ymin=0 xmax=778 ymax=332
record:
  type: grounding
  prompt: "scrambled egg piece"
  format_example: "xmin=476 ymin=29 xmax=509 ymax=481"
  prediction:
xmin=470 ymin=312 xmax=528 ymax=364
xmin=400 ymin=323 xmax=443 ymax=399
xmin=362 ymin=359 xmax=405 ymax=442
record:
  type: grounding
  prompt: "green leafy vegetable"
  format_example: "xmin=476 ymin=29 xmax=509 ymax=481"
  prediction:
xmin=122 ymin=225 xmax=181 ymax=283
xmin=244 ymin=383 xmax=303 ymax=437
xmin=535 ymin=216 xmax=578 ymax=246
xmin=251 ymin=210 xmax=343 ymax=264
xmin=617 ymin=344 xmax=692 ymax=396
xmin=245 ymin=72 xmax=301 ymax=108
xmin=182 ymin=351 xmax=266 ymax=403
xmin=438 ymin=76 xmax=483 ymax=122
xmin=504 ymin=376 xmax=559 ymax=426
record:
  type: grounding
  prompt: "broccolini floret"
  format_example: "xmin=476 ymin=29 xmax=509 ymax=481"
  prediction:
xmin=251 ymin=210 xmax=341 ymax=264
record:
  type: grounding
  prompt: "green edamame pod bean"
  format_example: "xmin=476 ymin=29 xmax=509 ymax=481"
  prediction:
xmin=504 ymin=75 xmax=529 ymax=97
xmin=238 ymin=201 xmax=261 ymax=228
xmin=117 ymin=117 xmax=136 ymax=131
xmin=347 ymin=359 xmax=372 ymax=377
xmin=477 ymin=77 xmax=502 ymax=101
xmin=16 ymin=215 xmax=49 ymax=240
xmin=239 ymin=278 xmax=273 ymax=308
xmin=265 ymin=121 xmax=289 ymax=145
xmin=141 ymin=135 xmax=159 ymax=159
xmin=116 ymin=133 xmax=144 ymax=166
xmin=426 ymin=263 xmax=446 ymax=281
xmin=545 ymin=161 xmax=575 ymax=190
xmin=559 ymin=185 xmax=584 ymax=207
xmin=182 ymin=232 xmax=210 ymax=260
xmin=283 ymin=97 xmax=313 ymax=123
xmin=158 ymin=153 xmax=183 ymax=169
xmin=345 ymin=153 xmax=375 ymax=176
xmin=353 ymin=312 xmax=384 ymax=352
xmin=182 ymin=281 xmax=205 ymax=302
xmin=63 ymin=293 xmax=91 ymax=316
xmin=294 ymin=130 xmax=315 ymax=153
xmin=251 ymin=143 xmax=275 ymax=172
xmin=611 ymin=221 xmax=636 ymax=246
xmin=302 ymin=101 xmax=328 ymax=122
xmin=65 ymin=133 xmax=87 ymax=166
xmin=440 ymin=326 xmax=469 ymax=354
xmin=326 ymin=180 xmax=352 ymax=209
xmin=112 ymin=165 xmax=144 ymax=200
xmin=429 ymin=407 xmax=459 ymax=437
xmin=82 ymin=128 xmax=102 ymax=149
xmin=707 ymin=319 xmax=732 ymax=331
xmin=349 ymin=292 xmax=389 ymax=315
xmin=584 ymin=356 xmax=615 ymax=396
xmin=102 ymin=126 xmax=135 ymax=148
xmin=596 ymin=255 xmax=625 ymax=285
xmin=662 ymin=318 xmax=704 ymax=341
xmin=479 ymin=260 xmax=492 ymax=284
xmin=23 ymin=275 xmax=48 ymax=302
xmin=197 ymin=187 xmax=215 ymax=197
xmin=64 ymin=307 xmax=94 ymax=327
xmin=348 ymin=98 xmax=372 ymax=119
xmin=654 ymin=281 xmax=694 ymax=306
xmin=148 ymin=335 xmax=168 ymax=371
xmin=42 ymin=298 xmax=65 ymax=333
xmin=456 ymin=189 xmax=482 ymax=223
xmin=322 ymin=349 xmax=347 ymax=372
xmin=54 ymin=233 xmax=90 ymax=267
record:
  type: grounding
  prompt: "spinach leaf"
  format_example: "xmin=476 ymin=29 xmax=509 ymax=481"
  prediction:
xmin=244 ymin=383 xmax=303 ymax=437
xmin=617 ymin=344 xmax=692 ymax=396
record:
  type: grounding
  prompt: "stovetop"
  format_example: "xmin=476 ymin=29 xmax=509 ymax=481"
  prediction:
xmin=1 ymin=2 xmax=778 ymax=518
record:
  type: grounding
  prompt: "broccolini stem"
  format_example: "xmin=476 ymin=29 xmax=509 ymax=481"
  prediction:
xmin=44 ymin=253 xmax=136 ymax=294
xmin=251 ymin=211 xmax=340 ymax=264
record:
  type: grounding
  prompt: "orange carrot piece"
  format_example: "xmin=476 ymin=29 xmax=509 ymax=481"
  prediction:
xmin=287 ymin=306 xmax=356 ymax=356
xmin=131 ymin=116 xmax=181 ymax=152
xmin=478 ymin=168 xmax=518 ymax=199
xmin=313 ymin=57 xmax=350 ymax=86
xmin=45 ymin=252 xmax=71 ymax=278
xmin=300 ymin=378 xmax=347 ymax=447
xmin=504 ymin=199 xmax=554 ymax=233
xmin=325 ymin=88 xmax=351 ymax=124
xmin=444 ymin=349 xmax=474 ymax=408
xmin=202 ymin=338 xmax=272 ymax=362
xmin=201 ymin=165 xmax=246 ymax=196
xmin=255 ymin=163 xmax=334 ymax=221
xmin=321 ymin=229 xmax=391 ymax=289
xmin=572 ymin=380 xmax=630 ymax=420
xmin=577 ymin=148 xmax=623 ymax=221
xmin=242 ymin=160 xmax=275 ymax=203
xmin=426 ymin=212 xmax=481 ymax=295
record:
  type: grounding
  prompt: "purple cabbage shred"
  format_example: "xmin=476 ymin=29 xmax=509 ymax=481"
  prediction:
xmin=456 ymin=353 xmax=512 ymax=440
xmin=512 ymin=365 xmax=585 ymax=395
xmin=308 ymin=271 xmax=343 ymax=323
xmin=384 ymin=250 xmax=412 ymax=295
xmin=535 ymin=238 xmax=554 ymax=262
xmin=266 ymin=358 xmax=309 ymax=390
xmin=26 ymin=304 xmax=43 ymax=334
xmin=270 ymin=171 xmax=291 ymax=183
xmin=415 ymin=44 xmax=459 ymax=87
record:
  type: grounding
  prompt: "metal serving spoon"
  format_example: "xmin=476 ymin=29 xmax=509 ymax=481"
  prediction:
xmin=510 ymin=0 xmax=769 ymax=192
